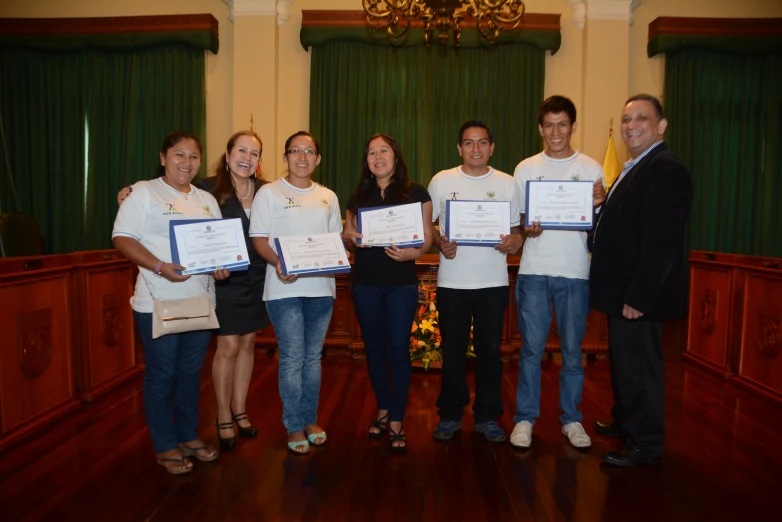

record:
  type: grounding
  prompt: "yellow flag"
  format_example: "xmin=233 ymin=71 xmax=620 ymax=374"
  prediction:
xmin=603 ymin=132 xmax=621 ymax=189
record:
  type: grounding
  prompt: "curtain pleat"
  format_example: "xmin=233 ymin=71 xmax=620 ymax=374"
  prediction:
xmin=310 ymin=41 xmax=544 ymax=211
xmin=665 ymin=49 xmax=782 ymax=257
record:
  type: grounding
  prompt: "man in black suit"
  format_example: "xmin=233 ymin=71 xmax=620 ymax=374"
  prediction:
xmin=590 ymin=94 xmax=693 ymax=467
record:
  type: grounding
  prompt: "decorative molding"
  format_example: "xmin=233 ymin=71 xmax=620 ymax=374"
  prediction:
xmin=301 ymin=10 xmax=561 ymax=32
xmin=757 ymin=302 xmax=781 ymax=358
xmin=224 ymin=0 xmax=290 ymax=23
xmin=277 ymin=0 xmax=294 ymax=27
xmin=101 ymin=293 xmax=123 ymax=348
xmin=0 ymin=14 xmax=219 ymax=37
xmin=567 ymin=0 xmax=640 ymax=29
xmin=648 ymin=16 xmax=782 ymax=39
xmin=17 ymin=308 xmax=52 ymax=378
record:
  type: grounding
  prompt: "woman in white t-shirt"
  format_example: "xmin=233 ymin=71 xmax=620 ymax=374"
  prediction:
xmin=112 ymin=131 xmax=229 ymax=475
xmin=249 ymin=131 xmax=342 ymax=454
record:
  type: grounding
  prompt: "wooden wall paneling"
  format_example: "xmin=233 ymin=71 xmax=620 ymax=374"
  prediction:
xmin=733 ymin=265 xmax=782 ymax=405
xmin=0 ymin=266 xmax=79 ymax=450
xmin=684 ymin=251 xmax=744 ymax=378
xmin=71 ymin=251 xmax=141 ymax=402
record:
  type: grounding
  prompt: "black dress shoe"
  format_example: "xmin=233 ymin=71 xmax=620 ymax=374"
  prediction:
xmin=602 ymin=448 xmax=661 ymax=467
xmin=593 ymin=420 xmax=624 ymax=439
xmin=217 ymin=420 xmax=237 ymax=451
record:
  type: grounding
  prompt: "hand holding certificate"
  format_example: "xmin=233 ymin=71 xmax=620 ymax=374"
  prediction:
xmin=274 ymin=232 xmax=351 ymax=276
xmin=525 ymin=181 xmax=594 ymax=230
xmin=170 ymin=218 xmax=250 ymax=275
xmin=356 ymin=202 xmax=424 ymax=248
xmin=444 ymin=200 xmax=511 ymax=246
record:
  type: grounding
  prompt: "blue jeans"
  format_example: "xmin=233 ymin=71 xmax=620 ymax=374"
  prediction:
xmin=133 ymin=311 xmax=212 ymax=453
xmin=352 ymin=284 xmax=418 ymax=422
xmin=514 ymin=275 xmax=589 ymax=426
xmin=266 ymin=297 xmax=334 ymax=434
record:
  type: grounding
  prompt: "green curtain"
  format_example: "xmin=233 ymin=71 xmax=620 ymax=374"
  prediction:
xmin=84 ymin=46 xmax=206 ymax=250
xmin=310 ymin=41 xmax=544 ymax=211
xmin=0 ymin=50 xmax=88 ymax=253
xmin=665 ymin=49 xmax=782 ymax=257
xmin=0 ymin=45 xmax=206 ymax=253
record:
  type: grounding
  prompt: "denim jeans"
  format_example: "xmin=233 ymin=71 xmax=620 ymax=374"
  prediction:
xmin=514 ymin=275 xmax=589 ymax=426
xmin=352 ymin=284 xmax=418 ymax=422
xmin=266 ymin=297 xmax=334 ymax=434
xmin=133 ymin=311 xmax=212 ymax=453
xmin=436 ymin=286 xmax=508 ymax=423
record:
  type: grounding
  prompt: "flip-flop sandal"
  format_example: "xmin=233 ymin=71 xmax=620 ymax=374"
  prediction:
xmin=287 ymin=439 xmax=310 ymax=454
xmin=389 ymin=426 xmax=407 ymax=454
xmin=156 ymin=456 xmax=193 ymax=475
xmin=180 ymin=445 xmax=219 ymax=462
xmin=369 ymin=413 xmax=389 ymax=439
xmin=306 ymin=431 xmax=327 ymax=446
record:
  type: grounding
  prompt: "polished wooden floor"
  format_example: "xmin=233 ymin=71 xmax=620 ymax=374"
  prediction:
xmin=2 ymin=319 xmax=781 ymax=521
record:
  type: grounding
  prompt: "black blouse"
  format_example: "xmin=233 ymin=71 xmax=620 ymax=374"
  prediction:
xmin=347 ymin=182 xmax=431 ymax=287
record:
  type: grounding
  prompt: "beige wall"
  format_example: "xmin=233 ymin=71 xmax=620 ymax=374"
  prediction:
xmin=4 ymin=0 xmax=782 ymax=176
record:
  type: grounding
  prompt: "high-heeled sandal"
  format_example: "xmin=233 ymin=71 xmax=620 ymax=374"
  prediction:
xmin=368 ymin=413 xmax=389 ymax=439
xmin=231 ymin=409 xmax=258 ymax=438
xmin=388 ymin=425 xmax=407 ymax=454
xmin=217 ymin=420 xmax=237 ymax=451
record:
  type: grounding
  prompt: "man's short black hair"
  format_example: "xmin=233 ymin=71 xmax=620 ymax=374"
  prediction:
xmin=625 ymin=94 xmax=664 ymax=120
xmin=458 ymin=120 xmax=493 ymax=144
xmin=538 ymin=96 xmax=577 ymax=125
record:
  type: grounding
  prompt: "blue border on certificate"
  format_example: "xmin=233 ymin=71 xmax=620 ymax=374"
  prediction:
xmin=274 ymin=237 xmax=351 ymax=276
xmin=169 ymin=219 xmax=251 ymax=275
xmin=445 ymin=200 xmax=508 ymax=247
xmin=356 ymin=202 xmax=424 ymax=248
xmin=524 ymin=180 xmax=593 ymax=230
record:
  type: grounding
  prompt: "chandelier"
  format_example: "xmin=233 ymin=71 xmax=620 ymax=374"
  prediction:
xmin=362 ymin=0 xmax=526 ymax=47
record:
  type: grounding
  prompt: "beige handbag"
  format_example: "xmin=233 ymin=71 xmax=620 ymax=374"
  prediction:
xmin=142 ymin=275 xmax=219 ymax=339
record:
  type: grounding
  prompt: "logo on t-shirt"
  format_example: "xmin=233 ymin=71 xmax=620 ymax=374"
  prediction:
xmin=571 ymin=174 xmax=581 ymax=181
xmin=486 ymin=191 xmax=495 ymax=199
xmin=284 ymin=196 xmax=301 ymax=210
xmin=162 ymin=201 xmax=183 ymax=216
xmin=450 ymin=191 xmax=459 ymax=200
xmin=320 ymin=199 xmax=329 ymax=206
xmin=202 ymin=206 xmax=214 ymax=217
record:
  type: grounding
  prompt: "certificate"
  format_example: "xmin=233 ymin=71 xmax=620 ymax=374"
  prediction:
xmin=444 ymin=200 xmax=511 ymax=246
xmin=274 ymin=232 xmax=351 ymax=276
xmin=170 ymin=218 xmax=251 ymax=275
xmin=525 ymin=181 xmax=594 ymax=230
xmin=356 ymin=202 xmax=424 ymax=248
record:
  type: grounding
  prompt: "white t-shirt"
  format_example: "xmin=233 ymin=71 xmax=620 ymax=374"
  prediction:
xmin=514 ymin=151 xmax=603 ymax=280
xmin=112 ymin=178 xmax=222 ymax=313
xmin=428 ymin=167 xmax=521 ymax=289
xmin=249 ymin=178 xmax=342 ymax=301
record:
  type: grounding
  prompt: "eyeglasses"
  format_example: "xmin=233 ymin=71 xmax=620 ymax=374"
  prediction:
xmin=286 ymin=148 xmax=318 ymax=156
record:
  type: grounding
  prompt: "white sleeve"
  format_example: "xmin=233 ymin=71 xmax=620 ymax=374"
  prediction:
xmin=427 ymin=177 xmax=440 ymax=222
xmin=112 ymin=183 xmax=148 ymax=240
xmin=508 ymin=179 xmax=521 ymax=227
xmin=328 ymin=192 xmax=343 ymax=234
xmin=249 ymin=186 xmax=272 ymax=237
xmin=513 ymin=162 xmax=528 ymax=215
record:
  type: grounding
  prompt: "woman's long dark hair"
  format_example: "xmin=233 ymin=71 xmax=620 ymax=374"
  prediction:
xmin=348 ymin=133 xmax=411 ymax=213
xmin=153 ymin=131 xmax=203 ymax=178
xmin=212 ymin=130 xmax=265 ymax=206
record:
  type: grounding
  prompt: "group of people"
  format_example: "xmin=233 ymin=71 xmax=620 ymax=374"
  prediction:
xmin=111 ymin=92 xmax=692 ymax=475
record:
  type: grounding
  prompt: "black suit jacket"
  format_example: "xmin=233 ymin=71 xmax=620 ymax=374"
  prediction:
xmin=197 ymin=176 xmax=267 ymax=279
xmin=589 ymin=143 xmax=693 ymax=321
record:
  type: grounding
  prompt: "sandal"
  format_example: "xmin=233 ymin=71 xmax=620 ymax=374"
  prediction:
xmin=368 ymin=413 xmax=389 ymax=439
xmin=217 ymin=420 xmax=237 ymax=451
xmin=287 ymin=437 xmax=310 ymax=455
xmin=389 ymin=426 xmax=407 ymax=454
xmin=180 ymin=444 xmax=219 ymax=462
xmin=231 ymin=408 xmax=258 ymax=438
xmin=156 ymin=455 xmax=193 ymax=475
xmin=306 ymin=431 xmax=327 ymax=446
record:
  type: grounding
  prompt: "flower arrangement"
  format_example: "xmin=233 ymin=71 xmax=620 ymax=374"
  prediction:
xmin=410 ymin=276 xmax=474 ymax=369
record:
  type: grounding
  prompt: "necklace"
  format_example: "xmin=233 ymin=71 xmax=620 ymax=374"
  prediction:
xmin=237 ymin=179 xmax=253 ymax=201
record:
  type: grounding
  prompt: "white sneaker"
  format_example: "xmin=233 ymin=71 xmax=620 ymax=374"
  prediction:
xmin=510 ymin=420 xmax=533 ymax=448
xmin=562 ymin=422 xmax=592 ymax=448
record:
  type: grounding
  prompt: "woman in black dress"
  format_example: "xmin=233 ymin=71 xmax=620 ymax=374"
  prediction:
xmin=204 ymin=130 xmax=270 ymax=450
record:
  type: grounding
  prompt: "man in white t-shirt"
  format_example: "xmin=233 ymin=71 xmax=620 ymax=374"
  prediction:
xmin=510 ymin=96 xmax=606 ymax=449
xmin=428 ymin=120 xmax=522 ymax=443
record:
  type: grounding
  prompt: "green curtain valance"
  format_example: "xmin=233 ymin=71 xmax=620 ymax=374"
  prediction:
xmin=0 ymin=15 xmax=219 ymax=54
xmin=647 ymin=17 xmax=782 ymax=57
xmin=300 ymin=11 xmax=561 ymax=53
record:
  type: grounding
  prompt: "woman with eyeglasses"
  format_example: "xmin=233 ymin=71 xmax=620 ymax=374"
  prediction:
xmin=249 ymin=131 xmax=342 ymax=455
xmin=342 ymin=134 xmax=435 ymax=452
